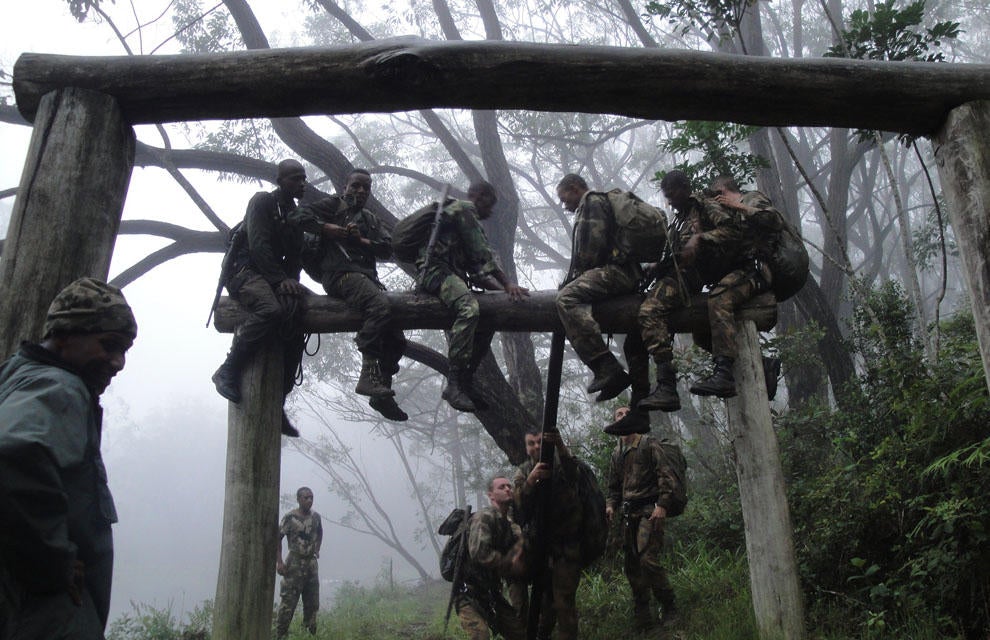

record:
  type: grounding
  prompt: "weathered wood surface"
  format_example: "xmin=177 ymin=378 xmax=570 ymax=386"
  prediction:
xmin=213 ymin=290 xmax=778 ymax=334
xmin=727 ymin=321 xmax=805 ymax=640
xmin=935 ymin=101 xmax=990 ymax=396
xmin=213 ymin=343 xmax=284 ymax=640
xmin=0 ymin=87 xmax=134 ymax=359
xmin=14 ymin=39 xmax=990 ymax=134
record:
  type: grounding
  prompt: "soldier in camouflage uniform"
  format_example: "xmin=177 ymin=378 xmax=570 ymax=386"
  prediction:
xmin=0 ymin=278 xmax=137 ymax=640
xmin=456 ymin=476 xmax=527 ymax=640
xmin=638 ymin=169 xmax=762 ymax=411
xmin=212 ymin=159 xmax=308 ymax=437
xmin=289 ymin=169 xmax=408 ymax=421
xmin=555 ymin=174 xmax=650 ymax=408
xmin=605 ymin=412 xmax=680 ymax=632
xmin=416 ymin=181 xmax=528 ymax=412
xmin=275 ymin=487 xmax=323 ymax=639
xmin=513 ymin=430 xmax=584 ymax=640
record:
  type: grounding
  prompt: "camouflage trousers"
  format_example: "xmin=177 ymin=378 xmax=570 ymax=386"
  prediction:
xmin=456 ymin=594 xmax=525 ymax=640
xmin=531 ymin=544 xmax=582 ymax=640
xmin=639 ymin=266 xmax=767 ymax=362
xmin=228 ymin=270 xmax=306 ymax=395
xmin=622 ymin=511 xmax=674 ymax=615
xmin=423 ymin=270 xmax=493 ymax=373
xmin=324 ymin=272 xmax=406 ymax=375
xmin=557 ymin=265 xmax=649 ymax=395
xmin=275 ymin=557 xmax=319 ymax=638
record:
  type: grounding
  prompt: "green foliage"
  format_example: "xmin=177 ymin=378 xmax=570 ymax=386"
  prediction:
xmin=655 ymin=121 xmax=768 ymax=191
xmin=644 ymin=0 xmax=758 ymax=41
xmin=824 ymin=0 xmax=961 ymax=62
xmin=106 ymin=600 xmax=212 ymax=640
xmin=170 ymin=0 xmax=239 ymax=54
xmin=64 ymin=0 xmax=104 ymax=22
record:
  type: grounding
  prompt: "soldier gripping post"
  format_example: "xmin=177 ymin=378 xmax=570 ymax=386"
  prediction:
xmin=211 ymin=158 xmax=310 ymax=437
xmin=289 ymin=168 xmax=409 ymax=421
xmin=0 ymin=278 xmax=137 ymax=640
xmin=605 ymin=407 xmax=683 ymax=632
xmin=411 ymin=181 xmax=528 ymax=412
xmin=275 ymin=487 xmax=323 ymax=639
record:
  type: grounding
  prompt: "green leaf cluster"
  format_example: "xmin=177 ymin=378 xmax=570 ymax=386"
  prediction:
xmin=824 ymin=0 xmax=961 ymax=63
xmin=656 ymin=121 xmax=768 ymax=191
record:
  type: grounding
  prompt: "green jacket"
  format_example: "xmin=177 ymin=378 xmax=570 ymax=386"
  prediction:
xmin=669 ymin=194 xmax=745 ymax=285
xmin=417 ymin=199 xmax=501 ymax=288
xmin=565 ymin=191 xmax=640 ymax=285
xmin=290 ymin=196 xmax=392 ymax=283
xmin=606 ymin=433 xmax=678 ymax=514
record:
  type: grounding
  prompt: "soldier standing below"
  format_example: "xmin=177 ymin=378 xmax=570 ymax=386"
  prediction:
xmin=211 ymin=159 xmax=309 ymax=437
xmin=605 ymin=407 xmax=680 ymax=632
xmin=513 ymin=430 xmax=584 ymax=640
xmin=275 ymin=487 xmax=323 ymax=639
xmin=290 ymin=169 xmax=408 ymax=421
xmin=637 ymin=169 xmax=753 ymax=412
xmin=416 ymin=181 xmax=528 ymax=412
xmin=0 ymin=278 xmax=137 ymax=639
xmin=555 ymin=174 xmax=650 ymax=407
xmin=456 ymin=476 xmax=528 ymax=640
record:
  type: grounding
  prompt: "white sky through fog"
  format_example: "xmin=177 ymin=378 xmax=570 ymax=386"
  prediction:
xmin=1 ymin=1 xmax=436 ymax=623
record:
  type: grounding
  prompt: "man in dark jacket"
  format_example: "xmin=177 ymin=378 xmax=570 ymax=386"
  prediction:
xmin=0 ymin=277 xmax=137 ymax=640
xmin=211 ymin=159 xmax=308 ymax=436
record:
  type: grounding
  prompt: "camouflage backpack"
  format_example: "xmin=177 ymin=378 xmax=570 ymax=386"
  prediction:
xmin=765 ymin=214 xmax=809 ymax=302
xmin=437 ymin=506 xmax=473 ymax=582
xmin=623 ymin=435 xmax=687 ymax=517
xmin=598 ymin=189 xmax=669 ymax=263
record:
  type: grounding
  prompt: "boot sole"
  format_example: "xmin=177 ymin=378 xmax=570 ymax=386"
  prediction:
xmin=355 ymin=385 xmax=395 ymax=397
xmin=441 ymin=389 xmax=476 ymax=413
xmin=370 ymin=397 xmax=409 ymax=421
xmin=212 ymin=374 xmax=242 ymax=403
xmin=689 ymin=384 xmax=737 ymax=398
xmin=592 ymin=373 xmax=632 ymax=402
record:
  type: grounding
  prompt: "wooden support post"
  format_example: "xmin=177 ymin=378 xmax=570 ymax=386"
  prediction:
xmin=934 ymin=100 xmax=990 ymax=395
xmin=727 ymin=321 xmax=805 ymax=640
xmin=0 ymin=87 xmax=134 ymax=359
xmin=213 ymin=342 xmax=284 ymax=640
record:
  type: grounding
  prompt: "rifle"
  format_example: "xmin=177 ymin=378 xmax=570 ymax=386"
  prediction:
xmin=418 ymin=183 xmax=451 ymax=289
xmin=526 ymin=330 xmax=565 ymax=640
xmin=443 ymin=505 xmax=473 ymax=635
xmin=206 ymin=222 xmax=244 ymax=328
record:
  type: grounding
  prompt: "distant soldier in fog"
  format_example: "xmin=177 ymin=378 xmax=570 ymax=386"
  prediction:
xmin=275 ymin=487 xmax=323 ymax=638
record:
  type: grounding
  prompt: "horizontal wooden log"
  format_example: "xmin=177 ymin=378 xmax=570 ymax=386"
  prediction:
xmin=14 ymin=39 xmax=990 ymax=134
xmin=212 ymin=289 xmax=777 ymax=334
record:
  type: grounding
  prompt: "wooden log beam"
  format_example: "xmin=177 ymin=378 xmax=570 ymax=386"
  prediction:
xmin=213 ymin=343 xmax=283 ymax=640
xmin=212 ymin=290 xmax=778 ymax=334
xmin=934 ymin=101 xmax=990 ymax=396
xmin=14 ymin=39 xmax=990 ymax=135
xmin=728 ymin=321 xmax=805 ymax=639
xmin=0 ymin=87 xmax=134 ymax=359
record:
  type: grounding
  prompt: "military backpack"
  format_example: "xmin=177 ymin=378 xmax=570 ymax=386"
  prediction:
xmin=391 ymin=199 xmax=456 ymax=264
xmin=596 ymin=189 xmax=669 ymax=263
xmin=618 ymin=435 xmax=688 ymax=517
xmin=765 ymin=214 xmax=809 ymax=302
xmin=437 ymin=506 xmax=473 ymax=582
xmin=574 ymin=459 xmax=609 ymax=567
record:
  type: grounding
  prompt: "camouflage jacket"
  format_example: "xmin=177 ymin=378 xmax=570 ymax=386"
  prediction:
xmin=280 ymin=509 xmax=323 ymax=561
xmin=465 ymin=505 xmax=522 ymax=596
xmin=565 ymin=191 xmax=640 ymax=284
xmin=667 ymin=194 xmax=745 ymax=285
xmin=417 ymin=199 xmax=501 ymax=286
xmin=736 ymin=190 xmax=785 ymax=264
xmin=289 ymin=196 xmax=392 ymax=283
xmin=606 ymin=434 xmax=678 ymax=514
xmin=233 ymin=189 xmax=305 ymax=286
xmin=513 ymin=452 xmax=583 ymax=547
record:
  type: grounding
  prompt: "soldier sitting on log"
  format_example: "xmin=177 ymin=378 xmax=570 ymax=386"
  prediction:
xmin=211 ymin=159 xmax=309 ymax=437
xmin=554 ymin=174 xmax=651 ymax=409
xmin=412 ymin=181 xmax=528 ymax=413
xmin=289 ymin=168 xmax=408 ymax=421
xmin=637 ymin=169 xmax=772 ymax=412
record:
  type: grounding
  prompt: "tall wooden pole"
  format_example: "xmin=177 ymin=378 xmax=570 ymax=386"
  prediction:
xmin=0 ymin=87 xmax=134 ymax=359
xmin=934 ymin=101 xmax=990 ymax=395
xmin=727 ymin=321 xmax=805 ymax=640
xmin=213 ymin=342 xmax=284 ymax=640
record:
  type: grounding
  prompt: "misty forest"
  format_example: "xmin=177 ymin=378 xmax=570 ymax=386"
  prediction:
xmin=1 ymin=0 xmax=989 ymax=638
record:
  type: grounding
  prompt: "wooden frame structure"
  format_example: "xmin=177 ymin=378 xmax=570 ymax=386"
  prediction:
xmin=3 ymin=39 xmax=989 ymax=640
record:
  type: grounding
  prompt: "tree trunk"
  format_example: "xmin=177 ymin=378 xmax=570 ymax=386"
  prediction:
xmin=13 ymin=42 xmax=990 ymax=134
xmin=728 ymin=321 xmax=805 ymax=640
xmin=934 ymin=101 xmax=990 ymax=395
xmin=213 ymin=342 xmax=284 ymax=640
xmin=0 ymin=87 xmax=134 ymax=359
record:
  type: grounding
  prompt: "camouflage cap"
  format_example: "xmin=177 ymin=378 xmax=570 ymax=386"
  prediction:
xmin=43 ymin=277 xmax=138 ymax=339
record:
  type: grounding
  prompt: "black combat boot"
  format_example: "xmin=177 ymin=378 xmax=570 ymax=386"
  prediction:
xmin=603 ymin=408 xmax=651 ymax=435
xmin=632 ymin=599 xmax=659 ymax=633
xmin=369 ymin=373 xmax=409 ymax=421
xmin=354 ymin=356 xmax=394 ymax=397
xmin=281 ymin=410 xmax=300 ymax=438
xmin=690 ymin=356 xmax=737 ymax=398
xmin=638 ymin=361 xmax=680 ymax=412
xmin=656 ymin=589 xmax=680 ymax=627
xmin=212 ymin=346 xmax=248 ymax=403
xmin=586 ymin=353 xmax=632 ymax=401
xmin=763 ymin=355 xmax=782 ymax=401
xmin=463 ymin=362 xmax=489 ymax=411
xmin=442 ymin=370 xmax=476 ymax=412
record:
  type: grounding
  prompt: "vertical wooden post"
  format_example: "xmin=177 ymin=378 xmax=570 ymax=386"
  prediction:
xmin=934 ymin=101 xmax=990 ymax=395
xmin=0 ymin=87 xmax=134 ymax=359
xmin=213 ymin=342 xmax=284 ymax=640
xmin=727 ymin=321 xmax=805 ymax=640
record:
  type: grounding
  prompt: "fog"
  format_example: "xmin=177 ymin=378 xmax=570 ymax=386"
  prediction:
xmin=1 ymin=5 xmax=442 ymax=624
